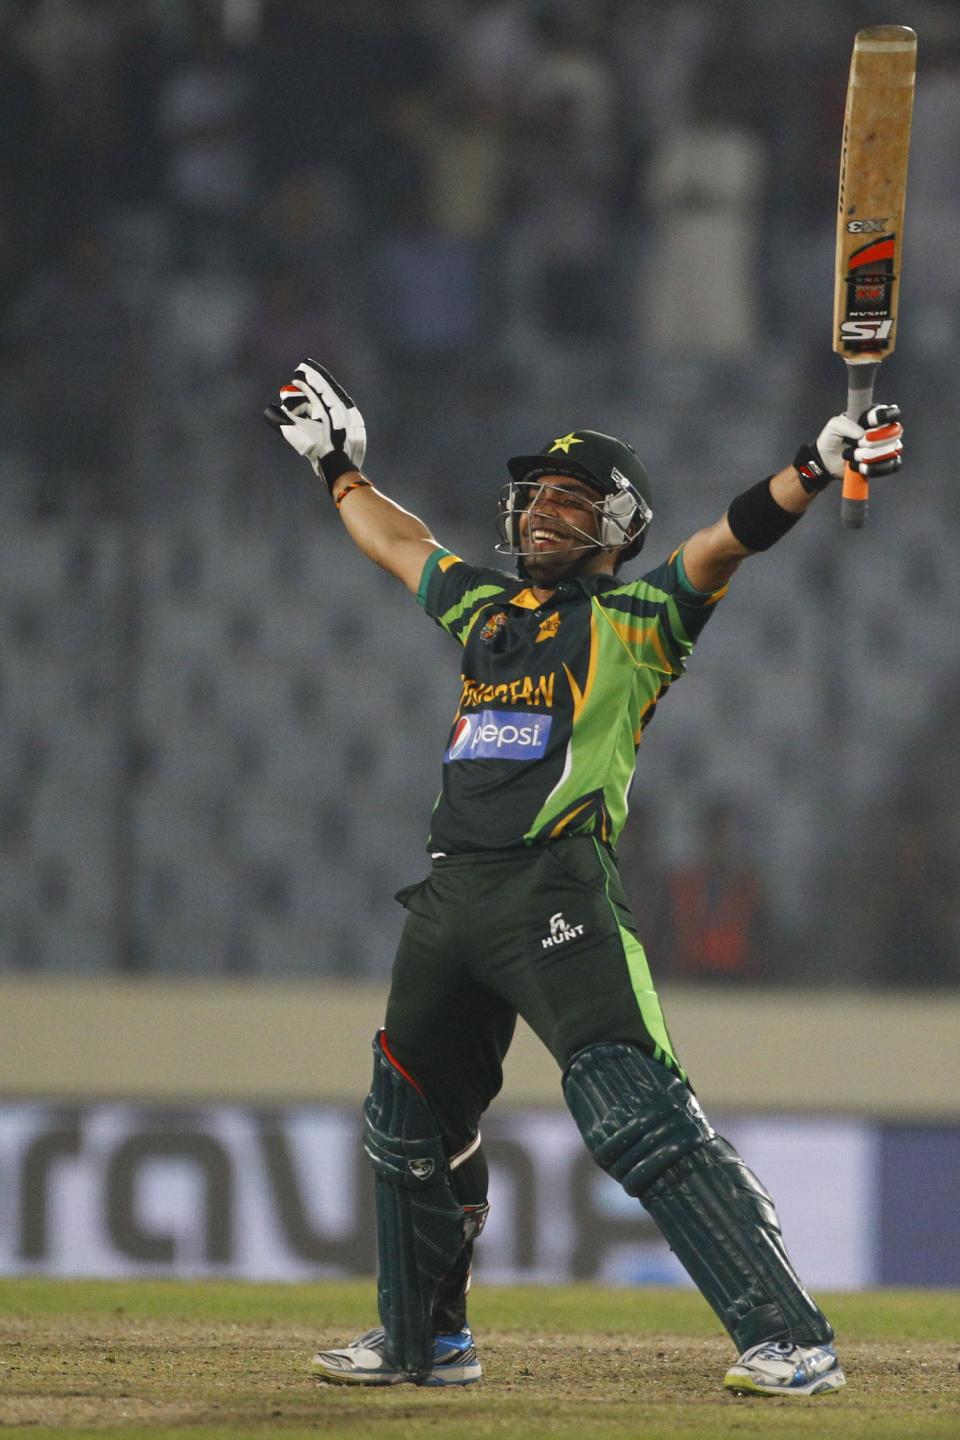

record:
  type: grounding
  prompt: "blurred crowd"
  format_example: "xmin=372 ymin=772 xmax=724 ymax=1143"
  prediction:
xmin=1 ymin=0 xmax=958 ymax=984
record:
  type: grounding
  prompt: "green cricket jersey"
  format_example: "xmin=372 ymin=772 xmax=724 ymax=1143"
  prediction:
xmin=417 ymin=546 xmax=727 ymax=854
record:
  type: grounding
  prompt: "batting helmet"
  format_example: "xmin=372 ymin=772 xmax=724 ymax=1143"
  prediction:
xmin=497 ymin=430 xmax=653 ymax=564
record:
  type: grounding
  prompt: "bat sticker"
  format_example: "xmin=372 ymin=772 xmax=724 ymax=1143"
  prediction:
xmin=840 ymin=319 xmax=894 ymax=342
xmin=839 ymin=234 xmax=897 ymax=353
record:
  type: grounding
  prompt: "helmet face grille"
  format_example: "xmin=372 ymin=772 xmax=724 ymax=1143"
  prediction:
xmin=500 ymin=430 xmax=653 ymax=566
xmin=495 ymin=478 xmax=651 ymax=564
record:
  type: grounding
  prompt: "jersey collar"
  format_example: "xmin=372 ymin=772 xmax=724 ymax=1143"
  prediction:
xmin=510 ymin=574 xmax=618 ymax=608
xmin=509 ymin=587 xmax=541 ymax=609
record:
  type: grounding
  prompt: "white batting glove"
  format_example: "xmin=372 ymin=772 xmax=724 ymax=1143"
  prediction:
xmin=844 ymin=404 xmax=903 ymax=477
xmin=810 ymin=414 xmax=863 ymax=481
xmin=265 ymin=359 xmax=366 ymax=492
xmin=794 ymin=403 xmax=903 ymax=492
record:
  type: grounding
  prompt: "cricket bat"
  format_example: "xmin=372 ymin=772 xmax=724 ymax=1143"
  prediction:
xmin=833 ymin=25 xmax=917 ymax=528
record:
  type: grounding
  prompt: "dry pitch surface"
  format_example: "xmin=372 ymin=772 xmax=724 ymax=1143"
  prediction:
xmin=1 ymin=1279 xmax=958 ymax=1440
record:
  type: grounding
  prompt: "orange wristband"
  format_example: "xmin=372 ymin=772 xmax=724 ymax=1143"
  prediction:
xmin=334 ymin=477 xmax=372 ymax=509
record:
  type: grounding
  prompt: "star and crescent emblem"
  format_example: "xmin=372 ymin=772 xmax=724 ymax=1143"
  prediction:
xmin=548 ymin=433 xmax=583 ymax=455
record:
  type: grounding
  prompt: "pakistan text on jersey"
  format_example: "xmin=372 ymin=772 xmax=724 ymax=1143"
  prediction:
xmin=458 ymin=673 xmax=556 ymax=711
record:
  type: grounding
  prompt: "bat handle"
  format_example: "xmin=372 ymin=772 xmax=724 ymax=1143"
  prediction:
xmin=840 ymin=462 xmax=869 ymax=528
xmin=840 ymin=361 xmax=879 ymax=530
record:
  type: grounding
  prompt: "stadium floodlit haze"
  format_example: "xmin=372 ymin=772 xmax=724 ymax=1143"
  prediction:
xmin=0 ymin=0 xmax=958 ymax=986
xmin=2 ymin=0 xmax=959 ymax=1339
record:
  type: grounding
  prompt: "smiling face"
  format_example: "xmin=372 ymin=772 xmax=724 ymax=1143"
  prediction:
xmin=517 ymin=475 xmax=612 ymax=587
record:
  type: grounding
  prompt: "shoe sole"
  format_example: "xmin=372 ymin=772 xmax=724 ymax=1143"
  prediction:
xmin=418 ymin=1365 xmax=483 ymax=1387
xmin=724 ymin=1370 xmax=846 ymax=1397
xmin=312 ymin=1367 xmax=408 ymax=1386
xmin=312 ymin=1361 xmax=482 ymax=1388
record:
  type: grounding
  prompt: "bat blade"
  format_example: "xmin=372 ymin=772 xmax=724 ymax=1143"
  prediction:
xmin=833 ymin=25 xmax=917 ymax=528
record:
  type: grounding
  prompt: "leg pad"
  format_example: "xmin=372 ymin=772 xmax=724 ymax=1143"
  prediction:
xmin=363 ymin=1032 xmax=466 ymax=1376
xmin=564 ymin=1040 xmax=713 ymax=1194
xmin=563 ymin=1042 xmax=833 ymax=1351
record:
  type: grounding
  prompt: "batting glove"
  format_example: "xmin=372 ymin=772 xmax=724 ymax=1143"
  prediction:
xmin=264 ymin=359 xmax=366 ymax=492
xmin=793 ymin=404 xmax=903 ymax=492
xmin=844 ymin=404 xmax=903 ymax=477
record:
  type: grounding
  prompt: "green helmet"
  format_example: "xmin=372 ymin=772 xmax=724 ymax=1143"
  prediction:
xmin=498 ymin=429 xmax=653 ymax=563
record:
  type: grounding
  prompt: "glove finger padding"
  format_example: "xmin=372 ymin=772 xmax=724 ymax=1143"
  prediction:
xmin=843 ymin=403 xmax=903 ymax=476
xmin=297 ymin=359 xmax=358 ymax=411
xmin=279 ymin=380 xmax=315 ymax=419
xmin=860 ymin=403 xmax=901 ymax=428
xmin=276 ymin=412 xmax=337 ymax=473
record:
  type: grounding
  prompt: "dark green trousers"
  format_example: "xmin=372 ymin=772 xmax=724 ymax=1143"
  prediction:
xmin=384 ymin=836 xmax=685 ymax=1155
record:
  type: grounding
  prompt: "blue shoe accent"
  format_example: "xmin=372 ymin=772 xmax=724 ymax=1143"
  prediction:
xmin=313 ymin=1325 xmax=482 ymax=1387
xmin=421 ymin=1328 xmax=481 ymax=1386
xmin=724 ymin=1340 xmax=846 ymax=1397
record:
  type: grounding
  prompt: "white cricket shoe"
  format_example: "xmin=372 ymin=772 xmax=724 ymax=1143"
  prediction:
xmin=724 ymin=1340 xmax=846 ymax=1396
xmin=312 ymin=1326 xmax=482 ymax=1387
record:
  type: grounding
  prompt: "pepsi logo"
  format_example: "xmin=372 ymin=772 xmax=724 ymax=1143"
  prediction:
xmin=448 ymin=715 xmax=473 ymax=759
xmin=443 ymin=709 xmax=552 ymax=763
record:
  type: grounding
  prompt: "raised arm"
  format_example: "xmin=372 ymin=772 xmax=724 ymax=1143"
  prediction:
xmin=679 ymin=406 xmax=903 ymax=593
xmin=266 ymin=360 xmax=441 ymax=595
xmin=681 ymin=464 xmax=813 ymax=592
xmin=329 ymin=473 xmax=441 ymax=595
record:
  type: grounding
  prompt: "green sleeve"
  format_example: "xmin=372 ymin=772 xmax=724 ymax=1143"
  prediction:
xmin=418 ymin=549 xmax=514 ymax=647
xmin=597 ymin=547 xmax=727 ymax=672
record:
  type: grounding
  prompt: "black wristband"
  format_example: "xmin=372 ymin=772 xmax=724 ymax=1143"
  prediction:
xmin=726 ymin=476 xmax=802 ymax=552
xmin=319 ymin=449 xmax=359 ymax=492
xmin=792 ymin=443 xmax=833 ymax=494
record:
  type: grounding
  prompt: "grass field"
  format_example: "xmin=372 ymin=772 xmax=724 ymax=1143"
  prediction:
xmin=1 ymin=1278 xmax=958 ymax=1440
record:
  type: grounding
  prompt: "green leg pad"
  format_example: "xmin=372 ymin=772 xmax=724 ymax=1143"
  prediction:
xmin=363 ymin=1033 xmax=466 ymax=1377
xmin=563 ymin=1042 xmax=833 ymax=1351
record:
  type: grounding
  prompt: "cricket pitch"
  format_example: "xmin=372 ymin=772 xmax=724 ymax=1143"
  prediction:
xmin=1 ymin=1279 xmax=958 ymax=1439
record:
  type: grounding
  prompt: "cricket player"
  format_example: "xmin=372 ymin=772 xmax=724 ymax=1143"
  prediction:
xmin=267 ymin=361 xmax=903 ymax=1397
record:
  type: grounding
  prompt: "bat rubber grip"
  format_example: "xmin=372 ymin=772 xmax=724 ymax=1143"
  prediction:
xmin=840 ymin=461 xmax=868 ymax=529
